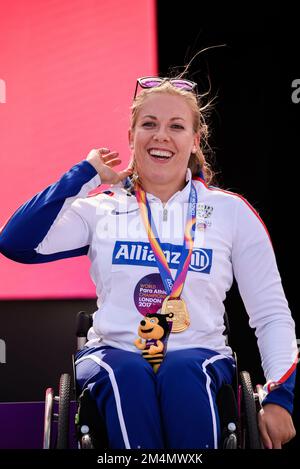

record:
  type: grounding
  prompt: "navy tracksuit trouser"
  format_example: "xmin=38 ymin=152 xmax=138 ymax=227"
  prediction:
xmin=75 ymin=346 xmax=236 ymax=449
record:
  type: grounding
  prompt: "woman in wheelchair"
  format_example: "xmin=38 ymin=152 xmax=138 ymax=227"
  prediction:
xmin=0 ymin=74 xmax=297 ymax=450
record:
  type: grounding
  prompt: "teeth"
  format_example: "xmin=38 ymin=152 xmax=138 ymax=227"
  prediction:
xmin=149 ymin=149 xmax=173 ymax=158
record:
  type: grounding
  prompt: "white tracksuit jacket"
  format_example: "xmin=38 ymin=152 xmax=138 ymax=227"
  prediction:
xmin=0 ymin=160 xmax=297 ymax=412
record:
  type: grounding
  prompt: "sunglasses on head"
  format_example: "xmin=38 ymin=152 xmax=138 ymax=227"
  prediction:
xmin=133 ymin=76 xmax=198 ymax=100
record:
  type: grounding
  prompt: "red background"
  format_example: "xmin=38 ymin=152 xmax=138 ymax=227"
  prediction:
xmin=0 ymin=0 xmax=157 ymax=298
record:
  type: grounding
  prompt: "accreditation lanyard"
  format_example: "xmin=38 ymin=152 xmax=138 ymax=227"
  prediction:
xmin=135 ymin=182 xmax=197 ymax=299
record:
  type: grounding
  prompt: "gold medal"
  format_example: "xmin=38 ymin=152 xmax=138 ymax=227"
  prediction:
xmin=161 ymin=296 xmax=190 ymax=333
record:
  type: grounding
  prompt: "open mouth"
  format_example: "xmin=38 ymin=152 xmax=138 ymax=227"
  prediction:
xmin=147 ymin=148 xmax=174 ymax=160
xmin=141 ymin=327 xmax=154 ymax=333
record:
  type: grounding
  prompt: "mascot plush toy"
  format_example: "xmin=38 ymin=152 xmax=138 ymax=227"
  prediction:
xmin=134 ymin=312 xmax=173 ymax=372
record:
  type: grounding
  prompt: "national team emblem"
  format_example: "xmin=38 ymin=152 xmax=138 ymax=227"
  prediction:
xmin=196 ymin=203 xmax=213 ymax=228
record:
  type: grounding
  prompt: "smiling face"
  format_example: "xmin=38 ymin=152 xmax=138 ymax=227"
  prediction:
xmin=129 ymin=92 xmax=200 ymax=198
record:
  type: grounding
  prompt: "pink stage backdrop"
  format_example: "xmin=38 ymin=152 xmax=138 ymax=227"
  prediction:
xmin=0 ymin=0 xmax=157 ymax=299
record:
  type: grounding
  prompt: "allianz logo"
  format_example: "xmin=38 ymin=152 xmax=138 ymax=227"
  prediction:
xmin=113 ymin=242 xmax=212 ymax=272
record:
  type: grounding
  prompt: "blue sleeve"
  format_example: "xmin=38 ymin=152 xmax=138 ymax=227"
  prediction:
xmin=262 ymin=370 xmax=297 ymax=415
xmin=0 ymin=161 xmax=100 ymax=264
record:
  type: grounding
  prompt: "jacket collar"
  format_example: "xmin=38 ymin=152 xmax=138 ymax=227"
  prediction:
xmin=146 ymin=168 xmax=192 ymax=205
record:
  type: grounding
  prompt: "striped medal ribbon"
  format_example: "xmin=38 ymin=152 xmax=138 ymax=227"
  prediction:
xmin=135 ymin=182 xmax=197 ymax=332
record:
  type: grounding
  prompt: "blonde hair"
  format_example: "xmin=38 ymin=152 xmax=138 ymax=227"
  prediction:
xmin=130 ymin=80 xmax=215 ymax=185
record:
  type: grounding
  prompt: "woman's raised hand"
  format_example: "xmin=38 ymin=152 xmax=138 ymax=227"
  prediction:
xmin=86 ymin=148 xmax=133 ymax=185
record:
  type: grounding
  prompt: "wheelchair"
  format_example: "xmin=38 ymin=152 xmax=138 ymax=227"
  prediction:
xmin=43 ymin=311 xmax=263 ymax=449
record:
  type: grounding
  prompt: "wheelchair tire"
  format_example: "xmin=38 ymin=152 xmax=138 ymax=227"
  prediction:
xmin=43 ymin=387 xmax=54 ymax=449
xmin=240 ymin=371 xmax=261 ymax=449
xmin=57 ymin=373 xmax=72 ymax=449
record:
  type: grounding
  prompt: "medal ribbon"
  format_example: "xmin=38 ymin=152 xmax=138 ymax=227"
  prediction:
xmin=135 ymin=182 xmax=197 ymax=299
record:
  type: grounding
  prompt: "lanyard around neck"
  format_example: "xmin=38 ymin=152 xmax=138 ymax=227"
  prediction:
xmin=135 ymin=182 xmax=197 ymax=299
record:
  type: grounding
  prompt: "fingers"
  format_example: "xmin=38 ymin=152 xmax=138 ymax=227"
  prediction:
xmin=91 ymin=149 xmax=121 ymax=173
xmin=281 ymin=425 xmax=296 ymax=445
xmin=94 ymin=149 xmax=132 ymax=170
xmin=118 ymin=168 xmax=134 ymax=180
xmin=97 ymin=148 xmax=110 ymax=154
xmin=104 ymin=157 xmax=122 ymax=168
xmin=92 ymin=147 xmax=110 ymax=158
xmin=86 ymin=147 xmax=133 ymax=184
xmin=98 ymin=151 xmax=130 ymax=172
xmin=259 ymin=427 xmax=273 ymax=449
xmin=100 ymin=151 xmax=119 ymax=163
xmin=258 ymin=411 xmax=273 ymax=449
xmin=97 ymin=150 xmax=134 ymax=180
xmin=93 ymin=148 xmax=118 ymax=161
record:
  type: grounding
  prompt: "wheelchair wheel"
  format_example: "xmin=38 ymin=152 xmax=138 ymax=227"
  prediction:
xmin=57 ymin=373 xmax=72 ymax=449
xmin=240 ymin=371 xmax=261 ymax=448
xmin=43 ymin=387 xmax=55 ymax=449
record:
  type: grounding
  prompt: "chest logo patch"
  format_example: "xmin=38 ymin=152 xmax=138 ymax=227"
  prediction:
xmin=112 ymin=241 xmax=213 ymax=274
